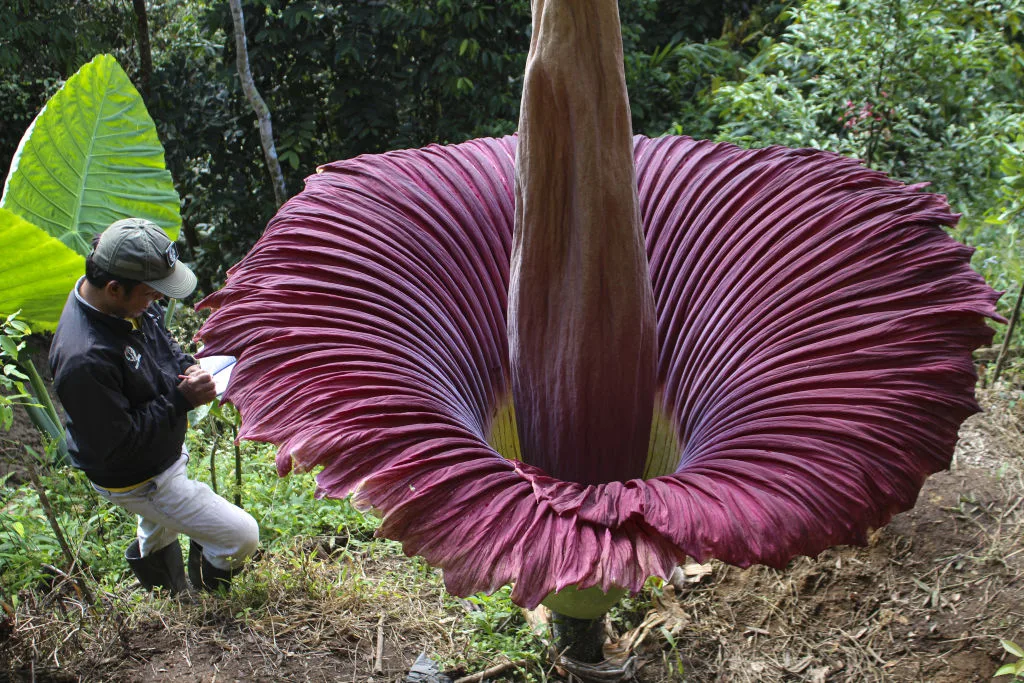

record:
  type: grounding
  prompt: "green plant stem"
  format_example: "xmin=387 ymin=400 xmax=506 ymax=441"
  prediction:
xmin=15 ymin=358 xmax=69 ymax=464
xmin=22 ymin=403 xmax=63 ymax=444
xmin=21 ymin=358 xmax=59 ymax=429
xmin=231 ymin=422 xmax=243 ymax=509
xmin=24 ymin=449 xmax=94 ymax=604
xmin=163 ymin=299 xmax=178 ymax=329
xmin=207 ymin=419 xmax=220 ymax=494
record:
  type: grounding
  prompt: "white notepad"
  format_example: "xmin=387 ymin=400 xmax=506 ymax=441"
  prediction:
xmin=198 ymin=355 xmax=236 ymax=397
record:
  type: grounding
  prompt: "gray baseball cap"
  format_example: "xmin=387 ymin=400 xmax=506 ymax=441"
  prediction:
xmin=93 ymin=218 xmax=197 ymax=299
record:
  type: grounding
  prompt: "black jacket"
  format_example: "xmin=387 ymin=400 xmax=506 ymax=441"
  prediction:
xmin=49 ymin=284 xmax=195 ymax=488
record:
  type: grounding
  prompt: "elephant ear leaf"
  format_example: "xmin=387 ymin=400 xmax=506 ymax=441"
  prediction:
xmin=0 ymin=53 xmax=180 ymax=256
xmin=0 ymin=208 xmax=84 ymax=331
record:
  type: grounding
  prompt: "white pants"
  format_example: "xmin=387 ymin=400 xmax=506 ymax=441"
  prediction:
xmin=93 ymin=452 xmax=259 ymax=571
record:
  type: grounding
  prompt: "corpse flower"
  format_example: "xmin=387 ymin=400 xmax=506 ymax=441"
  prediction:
xmin=197 ymin=0 xmax=999 ymax=625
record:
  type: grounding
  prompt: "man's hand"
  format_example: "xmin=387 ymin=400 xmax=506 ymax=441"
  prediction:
xmin=177 ymin=370 xmax=217 ymax=407
xmin=183 ymin=364 xmax=204 ymax=377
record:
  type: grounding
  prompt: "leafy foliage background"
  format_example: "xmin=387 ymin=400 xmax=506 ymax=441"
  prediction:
xmin=1 ymin=0 xmax=1021 ymax=315
xmin=0 ymin=0 xmax=774 ymax=286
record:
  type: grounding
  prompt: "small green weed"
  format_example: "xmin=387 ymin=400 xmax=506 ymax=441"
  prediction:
xmin=0 ymin=460 xmax=128 ymax=598
xmin=444 ymin=587 xmax=546 ymax=680
xmin=997 ymin=639 xmax=1024 ymax=681
xmin=183 ymin=423 xmax=377 ymax=549
xmin=0 ymin=311 xmax=35 ymax=432
xmin=660 ymin=625 xmax=686 ymax=680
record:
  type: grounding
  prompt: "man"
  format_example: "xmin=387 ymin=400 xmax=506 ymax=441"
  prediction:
xmin=49 ymin=217 xmax=259 ymax=594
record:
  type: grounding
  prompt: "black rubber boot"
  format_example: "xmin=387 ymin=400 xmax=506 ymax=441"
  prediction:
xmin=188 ymin=539 xmax=235 ymax=593
xmin=125 ymin=538 xmax=189 ymax=595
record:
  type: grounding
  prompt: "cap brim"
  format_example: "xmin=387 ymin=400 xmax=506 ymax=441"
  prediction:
xmin=144 ymin=262 xmax=198 ymax=299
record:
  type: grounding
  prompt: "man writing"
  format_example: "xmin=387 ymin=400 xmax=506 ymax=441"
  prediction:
xmin=49 ymin=218 xmax=258 ymax=594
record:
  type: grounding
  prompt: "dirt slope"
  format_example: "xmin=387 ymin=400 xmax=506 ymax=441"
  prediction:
xmin=2 ymin=391 xmax=1022 ymax=683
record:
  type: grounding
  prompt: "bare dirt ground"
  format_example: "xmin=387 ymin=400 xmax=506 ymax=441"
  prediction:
xmin=624 ymin=388 xmax=1024 ymax=683
xmin=2 ymin=387 xmax=1022 ymax=682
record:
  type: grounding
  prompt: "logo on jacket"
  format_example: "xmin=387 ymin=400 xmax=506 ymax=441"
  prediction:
xmin=124 ymin=346 xmax=142 ymax=370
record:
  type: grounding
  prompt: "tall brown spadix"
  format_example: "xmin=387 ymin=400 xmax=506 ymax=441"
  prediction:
xmin=509 ymin=0 xmax=658 ymax=486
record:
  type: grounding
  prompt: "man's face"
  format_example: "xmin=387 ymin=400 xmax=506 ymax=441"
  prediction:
xmin=110 ymin=282 xmax=164 ymax=319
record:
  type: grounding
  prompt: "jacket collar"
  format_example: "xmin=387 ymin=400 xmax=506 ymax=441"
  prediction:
xmin=72 ymin=276 xmax=138 ymax=334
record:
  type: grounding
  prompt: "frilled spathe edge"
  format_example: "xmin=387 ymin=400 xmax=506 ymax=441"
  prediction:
xmin=197 ymin=135 xmax=1000 ymax=609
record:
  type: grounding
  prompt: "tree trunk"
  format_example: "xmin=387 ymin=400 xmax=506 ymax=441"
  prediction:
xmin=132 ymin=0 xmax=153 ymax=99
xmin=227 ymin=0 xmax=288 ymax=207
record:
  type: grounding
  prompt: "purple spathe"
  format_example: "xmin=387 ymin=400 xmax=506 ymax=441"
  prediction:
xmin=197 ymin=135 xmax=1000 ymax=609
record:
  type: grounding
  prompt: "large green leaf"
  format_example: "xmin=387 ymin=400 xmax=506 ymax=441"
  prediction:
xmin=0 ymin=208 xmax=84 ymax=330
xmin=0 ymin=54 xmax=180 ymax=255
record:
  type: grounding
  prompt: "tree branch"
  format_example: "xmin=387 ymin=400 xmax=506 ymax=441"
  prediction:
xmin=228 ymin=0 xmax=288 ymax=207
